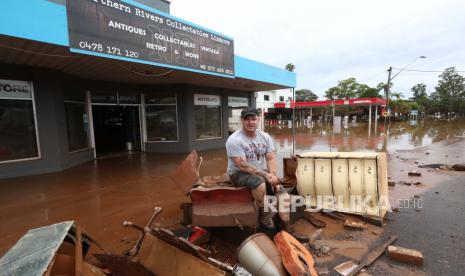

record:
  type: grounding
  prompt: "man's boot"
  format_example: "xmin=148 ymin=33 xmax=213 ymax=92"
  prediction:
xmin=258 ymin=207 xmax=275 ymax=229
xmin=281 ymin=220 xmax=309 ymax=243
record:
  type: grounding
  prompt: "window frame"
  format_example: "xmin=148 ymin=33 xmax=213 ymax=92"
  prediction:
xmin=144 ymin=93 xmax=179 ymax=143
xmin=264 ymin=95 xmax=270 ymax=101
xmin=0 ymin=81 xmax=41 ymax=164
xmin=64 ymin=99 xmax=91 ymax=153
xmin=194 ymin=94 xmax=223 ymax=141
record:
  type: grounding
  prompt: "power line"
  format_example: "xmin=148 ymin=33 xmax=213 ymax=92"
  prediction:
xmin=392 ymin=67 xmax=465 ymax=73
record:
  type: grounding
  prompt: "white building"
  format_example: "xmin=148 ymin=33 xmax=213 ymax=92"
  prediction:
xmin=255 ymin=89 xmax=293 ymax=112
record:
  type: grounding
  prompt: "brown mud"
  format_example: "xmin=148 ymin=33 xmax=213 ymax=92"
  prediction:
xmin=1 ymin=119 xmax=464 ymax=274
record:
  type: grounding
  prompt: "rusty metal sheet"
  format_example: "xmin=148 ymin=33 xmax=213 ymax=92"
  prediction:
xmin=170 ymin=151 xmax=200 ymax=195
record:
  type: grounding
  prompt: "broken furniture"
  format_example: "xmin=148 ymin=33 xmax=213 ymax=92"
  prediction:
xmin=171 ymin=150 xmax=258 ymax=228
xmin=123 ymin=206 xmax=234 ymax=276
xmin=236 ymin=233 xmax=287 ymax=276
xmin=0 ymin=221 xmax=108 ymax=276
xmin=295 ymin=152 xmax=390 ymax=219
xmin=274 ymin=231 xmax=318 ymax=276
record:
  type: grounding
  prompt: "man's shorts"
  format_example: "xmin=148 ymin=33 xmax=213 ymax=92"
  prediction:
xmin=229 ymin=171 xmax=265 ymax=190
xmin=229 ymin=171 xmax=287 ymax=194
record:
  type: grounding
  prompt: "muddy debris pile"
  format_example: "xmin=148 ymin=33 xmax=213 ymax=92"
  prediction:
xmin=0 ymin=151 xmax=427 ymax=276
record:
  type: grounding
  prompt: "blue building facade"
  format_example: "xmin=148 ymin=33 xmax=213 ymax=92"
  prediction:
xmin=0 ymin=0 xmax=296 ymax=178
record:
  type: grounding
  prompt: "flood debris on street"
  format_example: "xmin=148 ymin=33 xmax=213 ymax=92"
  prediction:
xmin=408 ymin=171 xmax=422 ymax=176
xmin=387 ymin=246 xmax=424 ymax=266
xmin=0 ymin=150 xmax=433 ymax=276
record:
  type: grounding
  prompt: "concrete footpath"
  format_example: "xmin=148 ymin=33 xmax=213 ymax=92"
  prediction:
xmin=370 ymin=174 xmax=465 ymax=275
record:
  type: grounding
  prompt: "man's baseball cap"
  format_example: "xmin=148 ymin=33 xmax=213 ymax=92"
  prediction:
xmin=241 ymin=107 xmax=260 ymax=118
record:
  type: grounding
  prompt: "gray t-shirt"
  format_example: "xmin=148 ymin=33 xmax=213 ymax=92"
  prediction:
xmin=226 ymin=129 xmax=275 ymax=174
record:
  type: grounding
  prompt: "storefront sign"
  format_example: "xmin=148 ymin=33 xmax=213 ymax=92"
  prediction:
xmin=194 ymin=94 xmax=221 ymax=106
xmin=146 ymin=94 xmax=176 ymax=105
xmin=67 ymin=0 xmax=235 ymax=77
xmin=91 ymin=92 xmax=118 ymax=104
xmin=0 ymin=79 xmax=32 ymax=99
xmin=118 ymin=93 xmax=141 ymax=104
xmin=228 ymin=96 xmax=248 ymax=107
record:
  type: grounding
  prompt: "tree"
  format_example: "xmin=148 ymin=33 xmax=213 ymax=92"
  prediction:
xmin=324 ymin=78 xmax=359 ymax=99
xmin=410 ymin=83 xmax=429 ymax=113
xmin=434 ymin=67 xmax=465 ymax=112
xmin=410 ymin=83 xmax=427 ymax=101
xmin=295 ymin=89 xmax=318 ymax=101
xmin=357 ymin=84 xmax=382 ymax=98
xmin=285 ymin=63 xmax=296 ymax=72
xmin=390 ymin=92 xmax=404 ymax=101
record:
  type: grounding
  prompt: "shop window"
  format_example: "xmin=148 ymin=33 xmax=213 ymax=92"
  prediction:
xmin=194 ymin=94 xmax=222 ymax=140
xmin=264 ymin=95 xmax=270 ymax=101
xmin=0 ymin=80 xmax=39 ymax=163
xmin=228 ymin=96 xmax=248 ymax=133
xmin=64 ymin=101 xmax=89 ymax=152
xmin=279 ymin=96 xmax=284 ymax=102
xmin=145 ymin=93 xmax=178 ymax=142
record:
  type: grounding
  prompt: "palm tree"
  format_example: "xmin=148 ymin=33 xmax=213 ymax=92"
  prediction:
xmin=285 ymin=63 xmax=296 ymax=72
xmin=390 ymin=92 xmax=404 ymax=101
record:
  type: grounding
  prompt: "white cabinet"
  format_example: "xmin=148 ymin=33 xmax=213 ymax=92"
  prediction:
xmin=295 ymin=158 xmax=315 ymax=207
xmin=295 ymin=152 xmax=389 ymax=219
xmin=332 ymin=159 xmax=349 ymax=212
xmin=348 ymin=159 xmax=364 ymax=213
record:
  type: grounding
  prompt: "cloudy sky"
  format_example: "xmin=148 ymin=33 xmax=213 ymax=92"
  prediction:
xmin=171 ymin=0 xmax=465 ymax=98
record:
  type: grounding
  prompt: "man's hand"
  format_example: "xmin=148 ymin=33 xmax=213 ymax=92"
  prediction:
xmin=265 ymin=173 xmax=280 ymax=185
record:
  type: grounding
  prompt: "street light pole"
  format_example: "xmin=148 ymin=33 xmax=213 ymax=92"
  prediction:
xmin=385 ymin=56 xmax=426 ymax=116
xmin=385 ymin=66 xmax=392 ymax=113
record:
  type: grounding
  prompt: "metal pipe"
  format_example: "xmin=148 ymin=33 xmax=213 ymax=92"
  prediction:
xmin=292 ymin=87 xmax=296 ymax=156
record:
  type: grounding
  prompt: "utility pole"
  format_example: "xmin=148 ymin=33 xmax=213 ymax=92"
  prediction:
xmin=384 ymin=67 xmax=392 ymax=124
xmin=292 ymin=87 xmax=295 ymax=156
xmin=385 ymin=66 xmax=392 ymax=111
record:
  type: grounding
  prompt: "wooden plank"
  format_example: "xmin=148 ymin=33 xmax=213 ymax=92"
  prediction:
xmin=75 ymin=226 xmax=83 ymax=276
xmin=299 ymin=152 xmax=380 ymax=159
xmin=346 ymin=235 xmax=397 ymax=276
xmin=303 ymin=210 xmax=326 ymax=228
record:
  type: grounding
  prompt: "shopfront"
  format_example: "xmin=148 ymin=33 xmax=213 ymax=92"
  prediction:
xmin=0 ymin=0 xmax=295 ymax=178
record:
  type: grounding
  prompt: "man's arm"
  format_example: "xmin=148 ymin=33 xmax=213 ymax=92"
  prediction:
xmin=231 ymin=156 xmax=279 ymax=185
xmin=266 ymin=151 xmax=278 ymax=176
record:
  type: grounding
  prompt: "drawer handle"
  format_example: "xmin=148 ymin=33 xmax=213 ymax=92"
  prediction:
xmin=338 ymin=166 xmax=342 ymax=173
xmin=320 ymin=166 xmax=324 ymax=172
xmin=368 ymin=167 xmax=372 ymax=174
xmin=353 ymin=166 xmax=358 ymax=173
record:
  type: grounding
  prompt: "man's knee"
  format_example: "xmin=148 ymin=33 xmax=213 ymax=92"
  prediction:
xmin=252 ymin=183 xmax=266 ymax=197
xmin=251 ymin=183 xmax=266 ymax=207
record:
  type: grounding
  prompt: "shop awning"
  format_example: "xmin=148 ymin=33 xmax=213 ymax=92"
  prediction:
xmin=0 ymin=0 xmax=295 ymax=91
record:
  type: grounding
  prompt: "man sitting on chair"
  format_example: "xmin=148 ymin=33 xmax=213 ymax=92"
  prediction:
xmin=226 ymin=107 xmax=307 ymax=242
